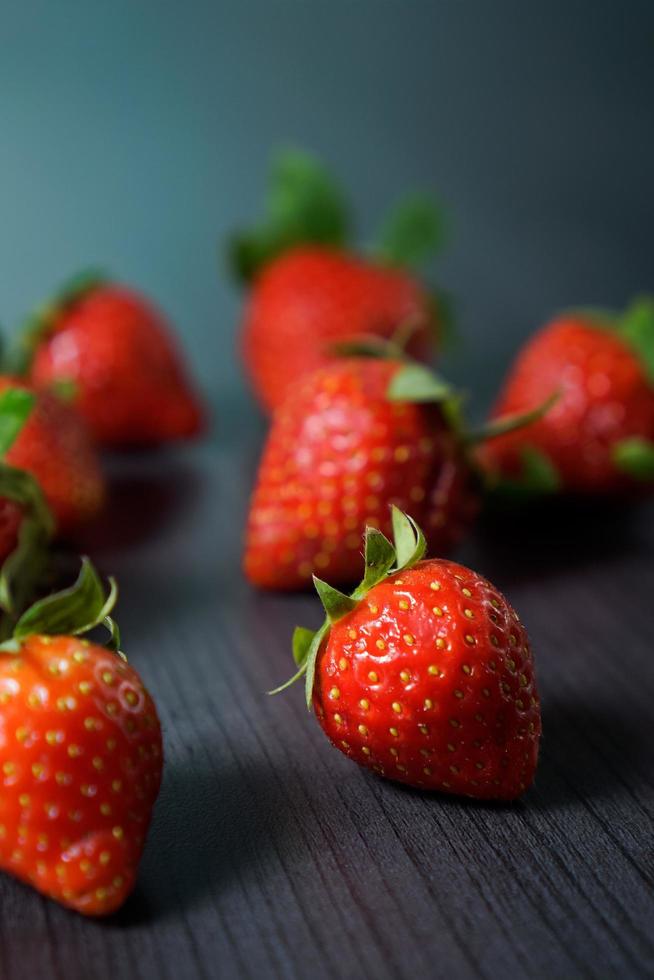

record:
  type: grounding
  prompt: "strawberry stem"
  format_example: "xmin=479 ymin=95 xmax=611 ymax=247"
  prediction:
xmin=467 ymin=390 xmax=560 ymax=446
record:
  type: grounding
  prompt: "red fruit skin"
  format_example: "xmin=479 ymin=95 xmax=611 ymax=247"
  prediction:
xmin=313 ymin=559 xmax=540 ymax=800
xmin=244 ymin=359 xmax=477 ymax=590
xmin=241 ymin=246 xmax=436 ymax=412
xmin=481 ymin=317 xmax=654 ymax=493
xmin=30 ymin=286 xmax=205 ymax=448
xmin=0 ymin=378 xmax=104 ymax=535
xmin=0 ymin=635 xmax=162 ymax=916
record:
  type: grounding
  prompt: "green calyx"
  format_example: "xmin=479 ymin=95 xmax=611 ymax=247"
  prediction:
xmin=0 ymin=557 xmax=121 ymax=654
xmin=226 ymin=147 xmax=447 ymax=285
xmin=489 ymin=445 xmax=562 ymax=498
xmin=569 ymin=296 xmax=654 ymax=387
xmin=228 ymin=148 xmax=351 ymax=285
xmin=372 ymin=192 xmax=447 ymax=271
xmin=613 ymin=437 xmax=654 ymax=482
xmin=618 ymin=296 xmax=654 ymax=386
xmin=0 ymin=388 xmax=55 ymax=625
xmin=6 ymin=268 xmax=107 ymax=376
xmin=270 ymin=507 xmax=426 ymax=709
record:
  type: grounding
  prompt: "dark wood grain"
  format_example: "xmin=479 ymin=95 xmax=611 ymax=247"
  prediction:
xmin=0 ymin=446 xmax=652 ymax=980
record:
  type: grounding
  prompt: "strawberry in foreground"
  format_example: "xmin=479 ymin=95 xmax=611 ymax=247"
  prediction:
xmin=481 ymin=298 xmax=654 ymax=495
xmin=12 ymin=271 xmax=205 ymax=448
xmin=274 ymin=509 xmax=540 ymax=800
xmin=244 ymin=353 xmax=553 ymax=589
xmin=0 ymin=559 xmax=162 ymax=915
xmin=229 ymin=148 xmax=447 ymax=412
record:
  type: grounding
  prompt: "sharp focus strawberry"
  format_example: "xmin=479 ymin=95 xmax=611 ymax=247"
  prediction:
xmin=229 ymin=149 xmax=447 ymax=412
xmin=0 ymin=378 xmax=104 ymax=535
xmin=244 ymin=354 xmax=552 ymax=590
xmin=274 ymin=509 xmax=541 ymax=800
xmin=0 ymin=559 xmax=162 ymax=915
xmin=481 ymin=299 xmax=654 ymax=494
xmin=14 ymin=272 xmax=205 ymax=448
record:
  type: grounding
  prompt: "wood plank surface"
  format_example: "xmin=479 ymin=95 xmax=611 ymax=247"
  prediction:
xmin=0 ymin=446 xmax=652 ymax=980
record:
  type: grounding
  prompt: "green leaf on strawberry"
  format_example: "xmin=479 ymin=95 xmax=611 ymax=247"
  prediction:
xmin=292 ymin=625 xmax=317 ymax=667
xmin=618 ymin=295 xmax=654 ymax=386
xmin=373 ymin=192 xmax=447 ymax=271
xmin=0 ymin=388 xmax=37 ymax=454
xmin=228 ymin=148 xmax=351 ymax=284
xmin=386 ymin=362 xmax=454 ymax=403
xmin=613 ymin=437 xmax=654 ymax=481
xmin=313 ymin=578 xmax=358 ymax=623
xmin=11 ymin=556 xmax=121 ymax=652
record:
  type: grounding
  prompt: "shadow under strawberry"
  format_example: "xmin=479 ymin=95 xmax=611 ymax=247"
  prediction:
xmin=123 ymin=753 xmax=295 ymax=922
xmin=74 ymin=452 xmax=204 ymax=556
xmin=525 ymin=698 xmax=651 ymax=811
xmin=463 ymin=496 xmax=654 ymax=588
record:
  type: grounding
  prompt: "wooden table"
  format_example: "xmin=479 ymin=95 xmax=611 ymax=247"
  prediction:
xmin=1 ymin=445 xmax=652 ymax=980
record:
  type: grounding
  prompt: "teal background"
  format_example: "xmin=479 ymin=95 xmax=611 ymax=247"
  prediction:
xmin=1 ymin=0 xmax=653 ymax=424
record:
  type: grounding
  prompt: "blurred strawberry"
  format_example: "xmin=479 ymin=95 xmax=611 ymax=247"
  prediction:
xmin=245 ymin=352 xmax=551 ymax=590
xmin=0 ymin=377 xmax=103 ymax=535
xmin=12 ymin=272 xmax=205 ymax=448
xmin=228 ymin=148 xmax=448 ymax=412
xmin=481 ymin=299 xmax=654 ymax=494
xmin=0 ymin=387 xmax=54 ymax=622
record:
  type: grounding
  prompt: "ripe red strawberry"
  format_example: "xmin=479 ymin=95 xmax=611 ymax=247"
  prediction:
xmin=241 ymin=247 xmax=435 ymax=412
xmin=0 ymin=559 xmax=162 ymax=915
xmin=229 ymin=149 xmax=446 ymax=412
xmin=16 ymin=272 xmax=204 ymax=448
xmin=0 ymin=377 xmax=104 ymax=535
xmin=245 ymin=353 xmax=551 ymax=590
xmin=276 ymin=510 xmax=541 ymax=800
xmin=481 ymin=299 xmax=654 ymax=494
xmin=244 ymin=357 xmax=477 ymax=589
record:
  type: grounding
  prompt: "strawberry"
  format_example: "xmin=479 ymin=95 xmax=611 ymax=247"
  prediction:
xmin=244 ymin=354 xmax=551 ymax=590
xmin=13 ymin=271 xmax=205 ymax=448
xmin=481 ymin=298 xmax=654 ymax=494
xmin=0 ymin=378 xmax=104 ymax=535
xmin=240 ymin=247 xmax=435 ymax=413
xmin=275 ymin=509 xmax=541 ymax=800
xmin=229 ymin=149 xmax=446 ymax=411
xmin=0 ymin=559 xmax=162 ymax=915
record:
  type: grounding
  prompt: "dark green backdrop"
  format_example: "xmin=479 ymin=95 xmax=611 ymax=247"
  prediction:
xmin=1 ymin=0 xmax=652 ymax=426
